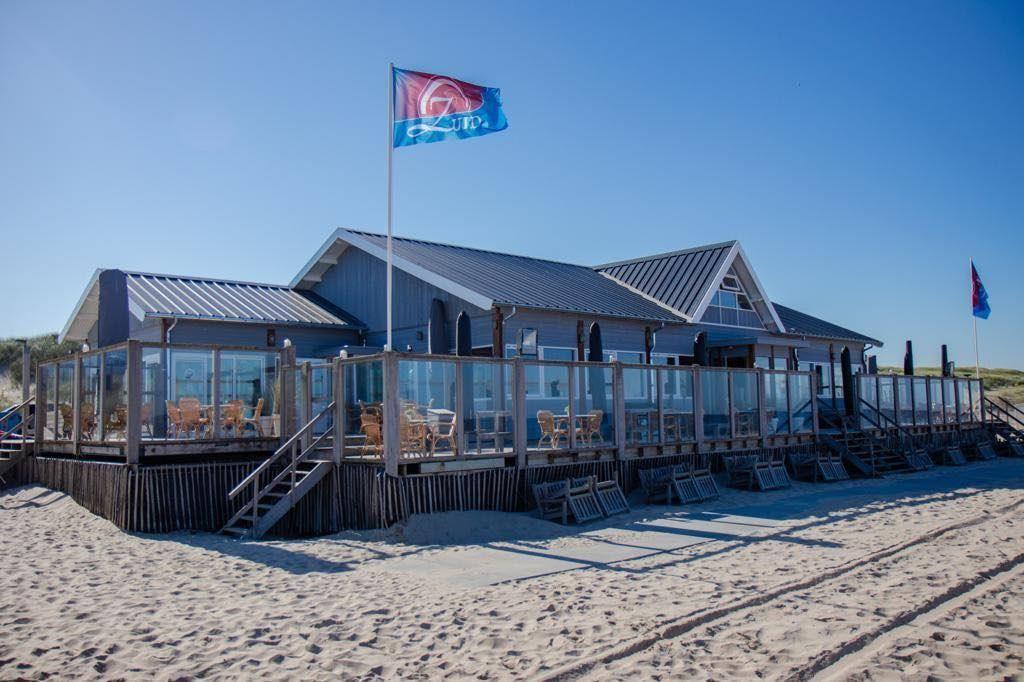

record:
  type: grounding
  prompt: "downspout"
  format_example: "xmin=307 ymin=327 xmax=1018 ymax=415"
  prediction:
xmin=165 ymin=317 xmax=179 ymax=344
xmin=649 ymin=322 xmax=666 ymax=358
xmin=501 ymin=306 xmax=518 ymax=357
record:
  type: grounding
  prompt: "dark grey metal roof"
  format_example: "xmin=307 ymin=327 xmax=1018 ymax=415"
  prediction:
xmin=595 ymin=242 xmax=735 ymax=319
xmin=125 ymin=271 xmax=360 ymax=327
xmin=773 ymin=302 xmax=882 ymax=346
xmin=343 ymin=230 xmax=683 ymax=323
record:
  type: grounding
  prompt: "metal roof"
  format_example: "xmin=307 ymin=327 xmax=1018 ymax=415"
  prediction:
xmin=124 ymin=272 xmax=359 ymax=327
xmin=596 ymin=242 xmax=735 ymax=319
xmin=773 ymin=302 xmax=882 ymax=346
xmin=302 ymin=229 xmax=685 ymax=323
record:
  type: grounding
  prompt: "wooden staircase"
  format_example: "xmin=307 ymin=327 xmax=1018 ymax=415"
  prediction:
xmin=985 ymin=397 xmax=1024 ymax=454
xmin=221 ymin=401 xmax=336 ymax=539
xmin=0 ymin=397 xmax=34 ymax=486
xmin=819 ymin=399 xmax=916 ymax=477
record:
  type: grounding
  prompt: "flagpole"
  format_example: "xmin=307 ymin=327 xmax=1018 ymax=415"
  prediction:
xmin=971 ymin=258 xmax=980 ymax=379
xmin=386 ymin=62 xmax=394 ymax=351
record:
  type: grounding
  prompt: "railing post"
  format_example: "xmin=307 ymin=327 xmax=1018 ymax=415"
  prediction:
xmin=96 ymin=352 xmax=106 ymax=442
xmin=693 ymin=367 xmax=704 ymax=453
xmin=211 ymin=349 xmax=222 ymax=439
xmin=759 ymin=370 xmax=769 ymax=447
xmin=567 ymin=363 xmax=577 ymax=450
xmin=332 ymin=358 xmax=345 ymax=465
xmin=810 ymin=371 xmax=820 ymax=438
xmin=455 ymin=357 xmax=467 ymax=458
xmin=279 ymin=344 xmax=296 ymax=442
xmin=34 ymin=363 xmax=44 ymax=453
xmin=382 ymin=350 xmax=400 ymax=477
xmin=513 ymin=357 xmax=527 ymax=468
xmin=300 ymin=361 xmax=312 ymax=450
xmin=125 ymin=341 xmax=141 ymax=465
xmin=20 ymin=341 xmax=31 ymax=443
xmin=656 ymin=367 xmax=665 ymax=448
xmin=613 ymin=361 xmax=626 ymax=461
xmin=72 ymin=353 xmax=82 ymax=453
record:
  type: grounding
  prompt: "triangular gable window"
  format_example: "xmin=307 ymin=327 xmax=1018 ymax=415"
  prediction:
xmin=700 ymin=267 xmax=765 ymax=328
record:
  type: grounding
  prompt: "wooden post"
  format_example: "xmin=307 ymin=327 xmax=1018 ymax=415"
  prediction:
xmin=567 ymin=363 xmax=576 ymax=449
xmin=613 ymin=361 xmax=626 ymax=460
xmin=72 ymin=354 xmax=82 ymax=453
xmin=924 ymin=377 xmax=932 ymax=427
xmin=726 ymin=370 xmax=735 ymax=441
xmin=332 ymin=358 xmax=345 ymax=465
xmin=382 ymin=351 xmax=400 ymax=477
xmin=644 ymin=327 xmax=653 ymax=364
xmin=693 ymin=367 xmax=704 ymax=452
xmin=97 ymin=352 xmax=106 ymax=442
xmin=125 ymin=341 xmax=141 ymax=465
xmin=656 ymin=367 xmax=665 ymax=446
xmin=513 ymin=357 xmax=527 ymax=468
xmin=211 ymin=349 xmax=222 ymax=439
xmin=810 ymin=371 xmax=820 ymax=437
xmin=20 ymin=341 xmax=31 ymax=443
xmin=300 ymin=361 xmax=312 ymax=450
xmin=455 ymin=357 xmax=467 ymax=458
xmin=828 ymin=343 xmax=837 ymax=410
xmin=575 ymin=320 xmax=585 ymax=363
xmin=759 ymin=370 xmax=769 ymax=447
xmin=492 ymin=307 xmax=504 ymax=358
xmin=34 ymin=362 xmax=44 ymax=453
xmin=279 ymin=344 xmax=296 ymax=442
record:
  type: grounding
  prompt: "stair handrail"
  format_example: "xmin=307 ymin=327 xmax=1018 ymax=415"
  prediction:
xmin=228 ymin=400 xmax=336 ymax=500
xmin=0 ymin=395 xmax=36 ymax=442
xmin=987 ymin=396 xmax=1024 ymax=432
xmin=856 ymin=397 xmax=922 ymax=452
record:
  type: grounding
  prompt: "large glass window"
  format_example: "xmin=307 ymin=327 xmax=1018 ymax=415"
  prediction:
xmin=80 ymin=355 xmax=100 ymax=441
xmin=398 ymin=359 xmax=456 ymax=458
xmin=575 ymin=364 xmax=613 ymax=447
xmin=39 ymin=363 xmax=55 ymax=440
xmin=913 ymin=377 xmax=929 ymax=425
xmin=57 ymin=361 xmax=75 ymax=440
xmin=857 ymin=374 xmax=877 ymax=429
xmin=700 ymin=267 xmax=765 ymax=328
xmin=896 ymin=377 xmax=914 ymax=426
xmin=701 ymin=370 xmax=730 ymax=439
xmin=766 ymin=372 xmax=789 ymax=435
xmin=661 ymin=367 xmax=695 ymax=442
xmin=220 ymin=351 xmax=280 ymax=438
xmin=464 ymin=360 xmax=514 ymax=454
xmin=789 ymin=373 xmax=814 ymax=433
xmin=732 ymin=372 xmax=760 ymax=437
xmin=929 ymin=379 xmax=943 ymax=425
xmin=970 ymin=379 xmax=983 ymax=424
xmin=103 ymin=349 xmax=129 ymax=441
xmin=943 ymin=378 xmax=957 ymax=423
xmin=879 ymin=377 xmax=896 ymax=424
xmin=623 ymin=366 xmax=658 ymax=444
xmin=342 ymin=358 xmax=384 ymax=458
xmin=958 ymin=379 xmax=971 ymax=422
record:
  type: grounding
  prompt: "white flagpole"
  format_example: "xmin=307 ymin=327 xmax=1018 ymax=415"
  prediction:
xmin=386 ymin=62 xmax=394 ymax=351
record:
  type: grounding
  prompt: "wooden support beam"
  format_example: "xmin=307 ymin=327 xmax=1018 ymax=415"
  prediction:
xmin=613 ymin=361 xmax=626 ymax=461
xmin=693 ymin=367 xmax=705 ymax=452
xmin=332 ymin=358 xmax=345 ymax=465
xmin=211 ymin=350 xmax=222 ymax=439
xmin=644 ymin=326 xmax=653 ymax=364
xmin=810 ymin=370 xmax=820 ymax=437
xmin=72 ymin=355 xmax=82 ymax=454
xmin=382 ymin=351 xmax=400 ymax=477
xmin=97 ymin=352 xmax=106 ymax=442
xmin=279 ymin=344 xmax=296 ymax=442
xmin=576 ymin=320 xmax=585 ymax=362
xmin=513 ymin=357 xmax=527 ymax=467
xmin=125 ymin=340 xmax=141 ymax=465
xmin=491 ymin=307 xmax=504 ymax=358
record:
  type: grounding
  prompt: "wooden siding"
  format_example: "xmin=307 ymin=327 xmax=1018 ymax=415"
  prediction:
xmin=311 ymin=245 xmax=490 ymax=352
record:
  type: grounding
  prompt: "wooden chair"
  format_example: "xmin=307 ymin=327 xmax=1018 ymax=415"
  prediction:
xmin=177 ymin=398 xmax=209 ymax=439
xmin=219 ymin=400 xmax=245 ymax=437
xmin=359 ymin=411 xmax=383 ymax=456
xmin=58 ymin=403 xmax=74 ymax=439
xmin=140 ymin=402 xmax=153 ymax=437
xmin=400 ymin=412 xmax=429 ymax=456
xmin=105 ymin=405 xmax=128 ymax=440
xmin=431 ymin=412 xmax=458 ymax=455
xmin=165 ymin=401 xmax=184 ymax=439
xmin=577 ymin=409 xmax=603 ymax=445
xmin=80 ymin=403 xmax=97 ymax=440
xmin=238 ymin=398 xmax=265 ymax=437
xmin=537 ymin=410 xmax=567 ymax=449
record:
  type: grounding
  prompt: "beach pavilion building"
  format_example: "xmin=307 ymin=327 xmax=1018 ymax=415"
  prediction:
xmin=14 ymin=228 xmax=997 ymax=537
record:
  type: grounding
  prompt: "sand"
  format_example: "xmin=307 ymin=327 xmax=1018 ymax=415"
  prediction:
xmin=1 ymin=459 xmax=1022 ymax=680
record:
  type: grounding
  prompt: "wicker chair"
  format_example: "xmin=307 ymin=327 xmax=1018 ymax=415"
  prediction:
xmin=537 ymin=410 xmax=567 ymax=449
xmin=238 ymin=398 xmax=265 ymax=437
xmin=359 ymin=411 xmax=383 ymax=456
xmin=431 ymin=412 xmax=458 ymax=455
xmin=177 ymin=398 xmax=209 ymax=439
xmin=577 ymin=409 xmax=603 ymax=445
xmin=165 ymin=401 xmax=184 ymax=439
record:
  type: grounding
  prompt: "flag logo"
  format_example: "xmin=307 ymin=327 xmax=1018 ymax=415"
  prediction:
xmin=971 ymin=261 xmax=991 ymax=319
xmin=393 ymin=67 xmax=508 ymax=147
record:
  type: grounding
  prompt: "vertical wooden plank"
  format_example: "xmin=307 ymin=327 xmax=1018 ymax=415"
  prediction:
xmin=280 ymin=343 xmax=297 ymax=442
xmin=613 ymin=361 xmax=626 ymax=461
xmin=693 ymin=366 xmax=704 ymax=453
xmin=656 ymin=367 xmax=665 ymax=447
xmin=332 ymin=358 xmax=344 ymax=465
xmin=72 ymin=354 xmax=82 ymax=453
xmin=211 ymin=349 xmax=221 ymax=439
xmin=810 ymin=370 xmax=820 ymax=437
xmin=455 ymin=357 xmax=467 ymax=458
xmin=383 ymin=351 xmax=400 ymax=477
xmin=759 ymin=370 xmax=769 ymax=448
xmin=567 ymin=362 xmax=577 ymax=450
xmin=34 ymin=361 xmax=45 ymax=454
xmin=513 ymin=357 xmax=527 ymax=468
xmin=300 ymin=361 xmax=312 ymax=449
xmin=97 ymin=352 xmax=106 ymax=442
xmin=125 ymin=341 xmax=142 ymax=465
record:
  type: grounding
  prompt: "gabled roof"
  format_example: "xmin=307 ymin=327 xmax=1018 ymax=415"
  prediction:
xmin=292 ymin=228 xmax=685 ymax=323
xmin=773 ymin=302 xmax=882 ymax=347
xmin=60 ymin=270 xmax=361 ymax=342
xmin=596 ymin=241 xmax=787 ymax=332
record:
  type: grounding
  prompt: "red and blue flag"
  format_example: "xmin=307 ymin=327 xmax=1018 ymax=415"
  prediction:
xmin=971 ymin=261 xmax=991 ymax=319
xmin=392 ymin=67 xmax=507 ymax=148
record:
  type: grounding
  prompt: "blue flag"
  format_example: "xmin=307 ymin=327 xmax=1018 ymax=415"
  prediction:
xmin=971 ymin=261 xmax=991 ymax=319
xmin=393 ymin=67 xmax=508 ymax=148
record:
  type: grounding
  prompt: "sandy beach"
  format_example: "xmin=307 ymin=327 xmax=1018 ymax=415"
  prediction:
xmin=2 ymin=459 xmax=1022 ymax=680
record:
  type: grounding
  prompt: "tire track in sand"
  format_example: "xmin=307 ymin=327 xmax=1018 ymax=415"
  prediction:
xmin=540 ymin=497 xmax=1024 ymax=681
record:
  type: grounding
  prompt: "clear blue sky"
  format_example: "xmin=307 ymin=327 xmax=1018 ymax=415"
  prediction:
xmin=2 ymin=1 xmax=1022 ymax=368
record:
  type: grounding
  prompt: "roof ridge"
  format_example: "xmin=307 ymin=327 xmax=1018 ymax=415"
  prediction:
xmin=122 ymin=269 xmax=290 ymax=290
xmin=340 ymin=228 xmax=599 ymax=270
xmin=594 ymin=240 xmax=738 ymax=270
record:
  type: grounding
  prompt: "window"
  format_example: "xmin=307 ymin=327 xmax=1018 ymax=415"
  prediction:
xmin=701 ymin=267 xmax=764 ymax=328
xmin=506 ymin=345 xmax=576 ymax=397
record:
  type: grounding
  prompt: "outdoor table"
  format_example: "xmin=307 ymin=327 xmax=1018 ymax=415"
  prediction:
xmin=625 ymin=408 xmax=657 ymax=443
xmin=475 ymin=409 xmax=512 ymax=453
